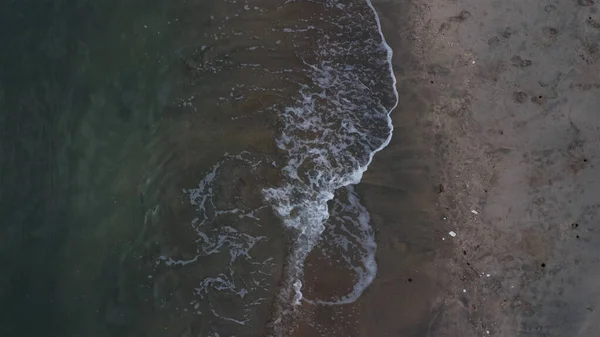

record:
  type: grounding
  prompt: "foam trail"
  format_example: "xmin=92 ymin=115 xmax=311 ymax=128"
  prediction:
xmin=305 ymin=185 xmax=378 ymax=306
xmin=364 ymin=0 xmax=399 ymax=162
xmin=157 ymin=153 xmax=274 ymax=329
xmin=264 ymin=0 xmax=399 ymax=323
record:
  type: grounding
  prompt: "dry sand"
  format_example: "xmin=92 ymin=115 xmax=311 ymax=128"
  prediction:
xmin=353 ymin=0 xmax=600 ymax=336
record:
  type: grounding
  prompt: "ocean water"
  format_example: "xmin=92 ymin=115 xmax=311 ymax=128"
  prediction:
xmin=0 ymin=0 xmax=396 ymax=336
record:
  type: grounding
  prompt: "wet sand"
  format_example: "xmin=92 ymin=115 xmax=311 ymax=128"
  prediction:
xmin=290 ymin=0 xmax=600 ymax=335
xmin=356 ymin=0 xmax=600 ymax=336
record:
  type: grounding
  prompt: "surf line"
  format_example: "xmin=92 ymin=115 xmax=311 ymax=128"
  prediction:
xmin=302 ymin=0 xmax=400 ymax=306
xmin=267 ymin=0 xmax=399 ymax=322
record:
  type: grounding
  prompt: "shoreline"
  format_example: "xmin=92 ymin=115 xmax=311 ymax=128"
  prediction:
xmin=355 ymin=0 xmax=600 ymax=336
xmin=358 ymin=1 xmax=453 ymax=335
xmin=285 ymin=1 xmax=444 ymax=335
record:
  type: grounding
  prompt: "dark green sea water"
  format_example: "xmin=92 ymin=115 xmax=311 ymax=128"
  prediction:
xmin=0 ymin=1 xmax=219 ymax=336
xmin=0 ymin=0 xmax=291 ymax=335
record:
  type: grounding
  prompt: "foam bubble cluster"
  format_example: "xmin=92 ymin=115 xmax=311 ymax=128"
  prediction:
xmin=263 ymin=0 xmax=398 ymax=314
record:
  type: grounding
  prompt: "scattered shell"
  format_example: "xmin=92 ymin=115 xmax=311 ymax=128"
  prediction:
xmin=449 ymin=231 xmax=457 ymax=237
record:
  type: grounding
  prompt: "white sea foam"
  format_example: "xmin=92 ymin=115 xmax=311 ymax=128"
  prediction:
xmin=264 ymin=0 xmax=398 ymax=312
xmin=304 ymin=185 xmax=377 ymax=305
xmin=157 ymin=153 xmax=273 ymax=326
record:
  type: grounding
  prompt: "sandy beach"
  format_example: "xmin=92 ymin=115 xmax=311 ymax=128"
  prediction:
xmin=357 ymin=0 xmax=600 ymax=336
xmin=293 ymin=0 xmax=600 ymax=336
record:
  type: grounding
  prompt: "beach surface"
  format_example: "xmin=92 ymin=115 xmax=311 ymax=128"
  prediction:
xmin=342 ymin=0 xmax=600 ymax=336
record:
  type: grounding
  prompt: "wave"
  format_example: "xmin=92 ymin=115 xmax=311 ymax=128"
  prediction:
xmin=263 ymin=0 xmax=398 ymax=328
xmin=156 ymin=0 xmax=397 ymax=334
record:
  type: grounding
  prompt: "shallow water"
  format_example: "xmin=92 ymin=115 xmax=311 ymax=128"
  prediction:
xmin=0 ymin=0 xmax=396 ymax=336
